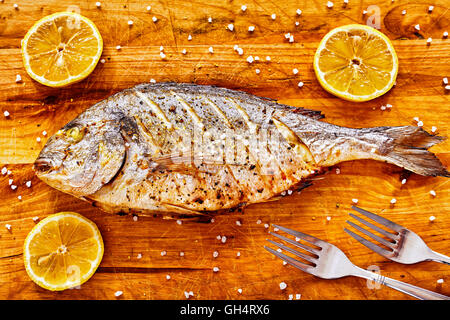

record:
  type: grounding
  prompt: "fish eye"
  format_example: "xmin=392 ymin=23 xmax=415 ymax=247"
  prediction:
xmin=64 ymin=126 xmax=85 ymax=143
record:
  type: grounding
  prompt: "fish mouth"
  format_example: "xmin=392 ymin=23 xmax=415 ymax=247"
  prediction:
xmin=33 ymin=158 xmax=56 ymax=174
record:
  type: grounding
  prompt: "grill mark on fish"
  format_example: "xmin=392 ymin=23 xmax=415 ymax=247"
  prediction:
xmin=228 ymin=98 xmax=258 ymax=134
xmin=134 ymin=90 xmax=173 ymax=130
xmin=170 ymin=91 xmax=204 ymax=128
xmin=205 ymin=97 xmax=233 ymax=128
xmin=133 ymin=115 xmax=161 ymax=156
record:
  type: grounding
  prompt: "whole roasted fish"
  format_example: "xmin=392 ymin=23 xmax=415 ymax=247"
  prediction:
xmin=34 ymin=83 xmax=449 ymax=216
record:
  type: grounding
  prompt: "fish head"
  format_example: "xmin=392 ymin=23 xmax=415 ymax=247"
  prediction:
xmin=34 ymin=116 xmax=126 ymax=197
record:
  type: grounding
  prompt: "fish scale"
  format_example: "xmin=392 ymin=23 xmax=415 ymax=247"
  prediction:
xmin=34 ymin=83 xmax=449 ymax=216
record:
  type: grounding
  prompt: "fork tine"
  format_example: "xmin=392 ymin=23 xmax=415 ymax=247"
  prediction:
xmin=344 ymin=227 xmax=393 ymax=257
xmin=272 ymin=224 xmax=326 ymax=247
xmin=268 ymin=231 xmax=320 ymax=255
xmin=349 ymin=213 xmax=398 ymax=241
xmin=351 ymin=206 xmax=403 ymax=233
xmin=266 ymin=238 xmax=317 ymax=264
xmin=264 ymin=245 xmax=313 ymax=274
xmin=346 ymin=220 xmax=395 ymax=249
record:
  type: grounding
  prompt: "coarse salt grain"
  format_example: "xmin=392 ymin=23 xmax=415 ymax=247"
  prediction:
xmin=297 ymin=81 xmax=304 ymax=88
xmin=326 ymin=216 xmax=331 ymax=221
xmin=266 ymin=56 xmax=271 ymax=61
xmin=227 ymin=24 xmax=234 ymax=31
xmin=213 ymin=267 xmax=219 ymax=272
xmin=248 ymin=26 xmax=255 ymax=32
xmin=236 ymin=251 xmax=241 ymax=257
xmin=208 ymin=46 xmax=214 ymax=53
xmin=293 ymin=68 xmax=299 ymax=75
xmin=428 ymin=6 xmax=434 ymax=12
xmin=430 ymin=190 xmax=436 ymax=197
xmin=160 ymin=250 xmax=167 ymax=256
xmin=137 ymin=253 xmax=142 ymax=259
xmin=237 ymin=288 xmax=242 ymax=294
xmin=402 ymin=10 xmax=406 ymax=15
xmin=335 ymin=168 xmax=340 ymax=174
xmin=401 ymin=178 xmax=407 ymax=184
xmin=255 ymin=69 xmax=260 ymax=74
xmin=443 ymin=31 xmax=448 ymax=38
xmin=246 ymin=56 xmax=254 ymax=63
xmin=417 ymin=121 xmax=423 ymax=127
xmin=295 ymin=21 xmax=300 ymax=26
xmin=327 ymin=1 xmax=334 ymax=8
xmin=5 ymin=224 xmax=11 ymax=230
xmin=15 ymin=74 xmax=22 ymax=83
xmin=241 ymin=5 xmax=247 ymax=12
xmin=427 ymin=37 xmax=432 ymax=44
xmin=10 ymin=185 xmax=16 ymax=190
xmin=188 ymin=34 xmax=192 ymax=41
xmin=296 ymin=293 xmax=301 ymax=299
xmin=264 ymin=223 xmax=269 ymax=229
xmin=166 ymin=274 xmax=171 ymax=280
xmin=390 ymin=198 xmax=397 ymax=204
xmin=100 ymin=58 xmax=105 ymax=63
xmin=429 ymin=215 xmax=436 ymax=221
xmin=116 ymin=45 xmax=121 ymax=50
xmin=254 ymin=56 xmax=260 ymax=61
xmin=221 ymin=236 xmax=227 ymax=243
xmin=362 ymin=10 xmax=367 ymax=15
xmin=114 ymin=291 xmax=123 ymax=297
xmin=237 ymin=48 xmax=244 ymax=55
xmin=128 ymin=20 xmax=133 ymax=26
xmin=181 ymin=49 xmax=187 ymax=55
xmin=288 ymin=294 xmax=293 ymax=300
xmin=95 ymin=2 xmax=101 ymax=8
xmin=279 ymin=282 xmax=287 ymax=290
xmin=32 ymin=217 xmax=39 ymax=222
xmin=296 ymin=9 xmax=302 ymax=15
xmin=352 ymin=198 xmax=359 ymax=204
xmin=289 ymin=35 xmax=294 ymax=43
xmin=150 ymin=78 xmax=156 ymax=83
xmin=437 ymin=279 xmax=444 ymax=284
xmin=208 ymin=17 xmax=212 ymax=23
xmin=431 ymin=126 xmax=437 ymax=133
xmin=271 ymin=14 xmax=276 ymax=20
xmin=26 ymin=181 xmax=31 ymax=188
xmin=179 ymin=251 xmax=185 ymax=256
xmin=152 ymin=16 xmax=158 ymax=22
xmin=414 ymin=24 xmax=420 ymax=31
xmin=133 ymin=215 xmax=138 ymax=221
xmin=146 ymin=5 xmax=151 ymax=11
xmin=1 ymin=167 xmax=6 ymax=175
xmin=184 ymin=291 xmax=190 ymax=299
xmin=3 ymin=111 xmax=9 ymax=117
xmin=213 ymin=251 xmax=219 ymax=258
xmin=443 ymin=78 xmax=448 ymax=85
xmin=446 ymin=85 xmax=450 ymax=90
xmin=13 ymin=3 xmax=18 ymax=9
xmin=176 ymin=219 xmax=182 ymax=225
xmin=160 ymin=52 xmax=166 ymax=59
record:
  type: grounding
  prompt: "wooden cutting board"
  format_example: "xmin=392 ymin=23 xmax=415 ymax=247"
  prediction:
xmin=0 ymin=0 xmax=449 ymax=300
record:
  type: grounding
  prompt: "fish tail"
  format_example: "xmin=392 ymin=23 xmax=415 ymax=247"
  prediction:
xmin=368 ymin=126 xmax=449 ymax=177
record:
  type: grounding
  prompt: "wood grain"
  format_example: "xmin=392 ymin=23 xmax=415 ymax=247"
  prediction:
xmin=0 ymin=0 xmax=449 ymax=300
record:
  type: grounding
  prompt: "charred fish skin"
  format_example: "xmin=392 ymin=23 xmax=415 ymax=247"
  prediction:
xmin=34 ymin=83 xmax=449 ymax=216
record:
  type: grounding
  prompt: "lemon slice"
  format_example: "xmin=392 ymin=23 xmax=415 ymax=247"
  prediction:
xmin=314 ymin=24 xmax=398 ymax=102
xmin=23 ymin=212 xmax=104 ymax=291
xmin=21 ymin=12 xmax=103 ymax=87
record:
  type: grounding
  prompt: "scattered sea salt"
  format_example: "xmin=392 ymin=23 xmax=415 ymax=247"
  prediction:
xmin=208 ymin=17 xmax=212 ymax=23
xmin=166 ymin=274 xmax=171 ymax=280
xmin=296 ymin=9 xmax=302 ymax=15
xmin=237 ymin=288 xmax=242 ymax=294
xmin=427 ymin=37 xmax=432 ymax=45
xmin=3 ymin=111 xmax=9 ymax=117
xmin=160 ymin=52 xmax=166 ymax=59
xmin=227 ymin=24 xmax=234 ymax=31
xmin=1 ymin=167 xmax=7 ymax=175
xmin=179 ymin=251 xmax=185 ymax=256
xmin=188 ymin=34 xmax=192 ymax=41
xmin=137 ymin=253 xmax=142 ymax=259
xmin=114 ymin=291 xmax=123 ymax=297
xmin=256 ymin=219 xmax=262 ymax=224
xmin=430 ymin=190 xmax=436 ymax=197
xmin=335 ymin=168 xmax=340 ymax=174
xmin=401 ymin=10 xmax=406 ymax=15
xmin=128 ymin=20 xmax=133 ymax=26
xmin=289 ymin=35 xmax=294 ymax=43
xmin=236 ymin=220 xmax=242 ymax=226
xmin=246 ymin=56 xmax=254 ymax=63
xmin=146 ymin=5 xmax=151 ymax=11
xmin=25 ymin=181 xmax=31 ymax=188
xmin=5 ymin=224 xmax=11 ymax=230
xmin=401 ymin=178 xmax=407 ymax=184
xmin=13 ymin=3 xmax=18 ymax=9
xmin=36 ymin=137 xmax=41 ymax=142
xmin=352 ymin=198 xmax=359 ymax=204
xmin=279 ymin=282 xmax=287 ymax=290
xmin=32 ymin=217 xmax=39 ymax=222
xmin=443 ymin=31 xmax=448 ymax=38
xmin=160 ymin=250 xmax=167 ymax=256
xmin=213 ymin=251 xmax=219 ymax=258
xmin=266 ymin=56 xmax=271 ymax=61
xmin=254 ymin=56 xmax=260 ymax=61
xmin=213 ymin=267 xmax=219 ymax=272
xmin=295 ymin=21 xmax=300 ymax=26
xmin=437 ymin=279 xmax=444 ymax=284
xmin=95 ymin=2 xmax=101 ymax=8
xmin=288 ymin=294 xmax=293 ymax=300
xmin=237 ymin=47 xmax=244 ymax=55
xmin=327 ymin=1 xmax=334 ymax=8
xmin=116 ymin=45 xmax=121 ymax=50
xmin=326 ymin=216 xmax=331 ymax=221
xmin=217 ymin=235 xmax=221 ymax=240
xmin=236 ymin=251 xmax=241 ymax=257
xmin=297 ymin=81 xmax=304 ymax=88
xmin=184 ymin=291 xmax=190 ymax=299
xmin=133 ymin=215 xmax=138 ymax=222
xmin=176 ymin=219 xmax=182 ymax=225
xmin=292 ymin=68 xmax=298 ymax=75
xmin=208 ymin=46 xmax=214 ymax=53
xmin=446 ymin=85 xmax=450 ymax=90
xmin=181 ymin=49 xmax=187 ymax=55
xmin=429 ymin=215 xmax=436 ymax=221
xmin=264 ymin=223 xmax=269 ymax=229
xmin=221 ymin=236 xmax=227 ymax=243
xmin=431 ymin=126 xmax=437 ymax=133
xmin=417 ymin=121 xmax=423 ymax=127
xmin=414 ymin=24 xmax=420 ymax=31
xmin=8 ymin=179 xmax=13 ymax=185
xmin=443 ymin=78 xmax=448 ymax=85
xmin=271 ymin=14 xmax=276 ymax=20
xmin=362 ymin=10 xmax=367 ymax=15
xmin=10 ymin=185 xmax=16 ymax=190
xmin=248 ymin=26 xmax=255 ymax=32
xmin=152 ymin=16 xmax=158 ymax=22
xmin=428 ymin=6 xmax=434 ymax=12
xmin=296 ymin=293 xmax=301 ymax=299
xmin=241 ymin=5 xmax=247 ymax=12
xmin=255 ymin=69 xmax=260 ymax=74
xmin=15 ymin=74 xmax=22 ymax=83
xmin=390 ymin=198 xmax=397 ymax=204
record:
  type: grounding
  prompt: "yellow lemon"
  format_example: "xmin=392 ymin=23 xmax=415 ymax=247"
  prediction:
xmin=21 ymin=12 xmax=103 ymax=87
xmin=23 ymin=212 xmax=104 ymax=291
xmin=314 ymin=24 xmax=398 ymax=102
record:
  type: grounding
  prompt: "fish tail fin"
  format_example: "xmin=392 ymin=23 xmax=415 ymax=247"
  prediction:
xmin=370 ymin=126 xmax=449 ymax=177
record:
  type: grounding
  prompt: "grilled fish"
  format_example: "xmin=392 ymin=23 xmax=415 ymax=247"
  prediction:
xmin=34 ymin=83 xmax=449 ymax=216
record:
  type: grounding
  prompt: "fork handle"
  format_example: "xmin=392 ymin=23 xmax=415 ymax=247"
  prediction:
xmin=428 ymin=250 xmax=450 ymax=265
xmin=352 ymin=267 xmax=450 ymax=300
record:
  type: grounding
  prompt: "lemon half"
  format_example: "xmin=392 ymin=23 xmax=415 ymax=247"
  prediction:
xmin=21 ymin=12 xmax=103 ymax=87
xmin=314 ymin=24 xmax=398 ymax=102
xmin=23 ymin=212 xmax=104 ymax=291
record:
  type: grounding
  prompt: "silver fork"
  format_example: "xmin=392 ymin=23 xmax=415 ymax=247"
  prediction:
xmin=345 ymin=206 xmax=450 ymax=265
xmin=265 ymin=224 xmax=449 ymax=300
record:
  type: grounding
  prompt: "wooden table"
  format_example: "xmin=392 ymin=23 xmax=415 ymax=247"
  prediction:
xmin=0 ymin=0 xmax=448 ymax=300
